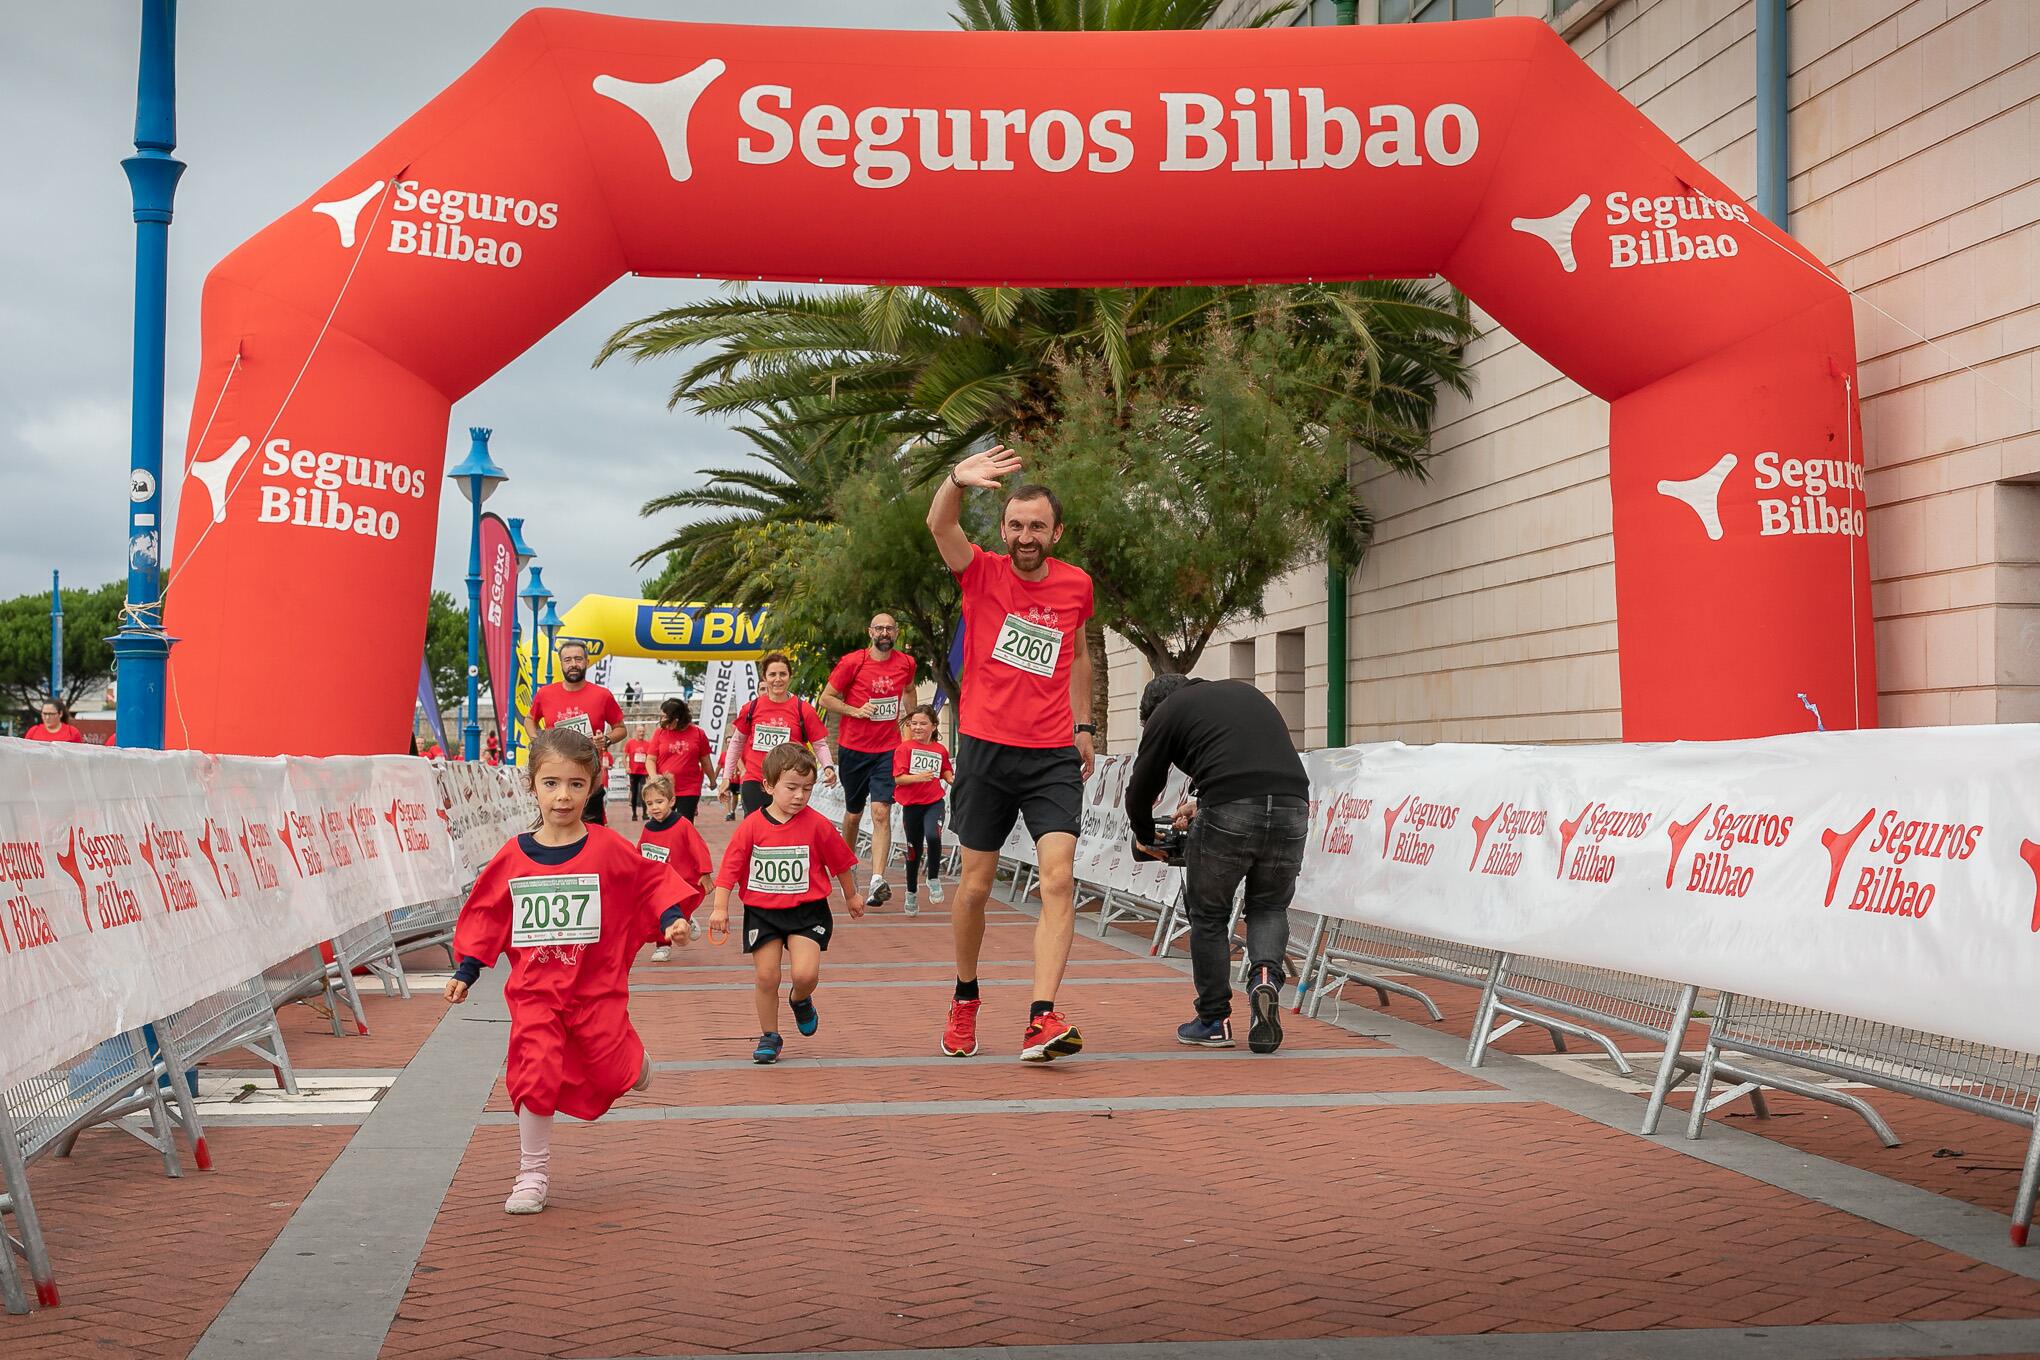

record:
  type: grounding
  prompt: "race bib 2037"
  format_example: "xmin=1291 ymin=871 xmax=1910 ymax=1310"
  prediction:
xmin=510 ymin=873 xmax=602 ymax=948
xmin=752 ymin=722 xmax=793 ymax=752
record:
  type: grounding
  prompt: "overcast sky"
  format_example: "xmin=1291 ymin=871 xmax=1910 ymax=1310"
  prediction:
xmin=0 ymin=1 xmax=949 ymax=613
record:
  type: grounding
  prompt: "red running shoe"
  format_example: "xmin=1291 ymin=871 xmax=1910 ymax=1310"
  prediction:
xmin=942 ymin=998 xmax=982 ymax=1057
xmin=1020 ymin=1009 xmax=1083 ymax=1063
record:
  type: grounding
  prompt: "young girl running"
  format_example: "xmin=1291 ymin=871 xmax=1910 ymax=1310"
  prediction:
xmin=444 ymin=728 xmax=698 ymax=1215
xmin=891 ymin=704 xmax=954 ymax=918
xmin=651 ymin=697 xmax=718 ymax=821
xmin=639 ymin=774 xmax=715 ymax=960
xmin=709 ymin=744 xmax=861 ymax=1064
xmin=717 ymin=651 xmax=834 ymax=817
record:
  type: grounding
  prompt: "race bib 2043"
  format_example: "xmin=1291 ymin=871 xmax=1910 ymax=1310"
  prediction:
xmin=746 ymin=845 xmax=811 ymax=897
xmin=751 ymin=722 xmax=793 ymax=752
xmin=510 ymin=873 xmax=602 ymax=948
xmin=990 ymin=614 xmax=1062 ymax=678
xmin=908 ymin=748 xmax=945 ymax=777
xmin=866 ymin=694 xmax=900 ymax=722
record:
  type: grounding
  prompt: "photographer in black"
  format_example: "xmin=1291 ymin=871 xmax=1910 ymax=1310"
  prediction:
xmin=1126 ymin=674 xmax=1310 ymax=1053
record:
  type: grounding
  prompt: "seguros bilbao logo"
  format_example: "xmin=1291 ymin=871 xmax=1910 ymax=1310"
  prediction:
xmin=184 ymin=435 xmax=429 ymax=542
xmin=1656 ymin=450 xmax=1864 ymax=545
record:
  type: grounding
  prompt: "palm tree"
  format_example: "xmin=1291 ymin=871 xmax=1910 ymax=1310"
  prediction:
xmin=636 ymin=400 xmax=879 ymax=606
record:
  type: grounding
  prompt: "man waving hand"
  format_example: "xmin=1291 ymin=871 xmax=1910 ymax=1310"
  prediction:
xmin=927 ymin=445 xmax=1095 ymax=1062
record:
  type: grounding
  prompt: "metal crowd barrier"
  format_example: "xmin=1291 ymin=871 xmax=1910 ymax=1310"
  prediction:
xmin=155 ymin=977 xmax=300 ymax=1099
xmin=1 ymin=1030 xmax=207 ymax=1313
xmin=389 ymin=896 xmax=461 ymax=967
xmin=1469 ymin=954 xmax=1701 ymax=1135
xmin=1689 ymin=993 xmax=2040 ymax=1243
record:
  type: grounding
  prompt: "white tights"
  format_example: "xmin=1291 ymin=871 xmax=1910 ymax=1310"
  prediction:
xmin=517 ymin=1107 xmax=552 ymax=1178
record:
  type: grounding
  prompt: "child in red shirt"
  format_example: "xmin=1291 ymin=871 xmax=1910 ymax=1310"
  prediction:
xmin=445 ymin=728 xmax=697 ymax=1215
xmin=639 ymin=774 xmax=714 ymax=961
xmin=891 ymin=704 xmax=954 ymax=918
xmin=710 ymin=743 xmax=861 ymax=1064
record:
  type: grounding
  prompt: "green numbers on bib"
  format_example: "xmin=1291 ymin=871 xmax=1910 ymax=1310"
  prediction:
xmin=510 ymin=873 xmax=602 ymax=948
xmin=990 ymin=614 xmax=1062 ymax=678
xmin=746 ymin=845 xmax=811 ymax=897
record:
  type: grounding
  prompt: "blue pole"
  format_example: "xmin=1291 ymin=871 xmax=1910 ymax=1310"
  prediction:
xmin=1756 ymin=0 xmax=1788 ymax=231
xmin=463 ymin=487 xmax=484 ymax=764
xmin=115 ymin=0 xmax=183 ymax=751
xmin=49 ymin=570 xmax=63 ymax=702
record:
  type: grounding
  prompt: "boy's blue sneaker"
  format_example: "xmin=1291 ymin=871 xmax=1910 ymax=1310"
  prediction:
xmin=790 ymin=994 xmax=819 ymax=1037
xmin=752 ymin=1032 xmax=784 ymax=1064
xmin=1176 ymin=1016 xmax=1235 ymax=1048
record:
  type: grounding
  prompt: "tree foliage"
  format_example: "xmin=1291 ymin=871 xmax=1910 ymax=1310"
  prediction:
xmin=0 ymin=580 xmax=122 ymax=722
xmin=421 ymin=590 xmax=471 ymax=725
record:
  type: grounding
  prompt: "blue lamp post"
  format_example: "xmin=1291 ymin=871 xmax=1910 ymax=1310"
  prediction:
xmin=521 ymin=564 xmax=552 ymax=697
xmin=114 ymin=0 xmax=184 ymax=751
xmin=538 ymin=600 xmax=564 ymax=689
xmin=505 ymin=517 xmax=534 ymax=760
xmin=49 ymin=571 xmax=63 ymax=703
xmin=447 ymin=428 xmax=507 ymax=761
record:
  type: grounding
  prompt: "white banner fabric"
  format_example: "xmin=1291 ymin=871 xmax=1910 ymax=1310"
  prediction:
xmin=0 ymin=741 xmax=527 ymax=1093
xmin=1288 ymin=728 xmax=2040 ymax=1056
xmin=698 ymin=662 xmax=757 ymax=757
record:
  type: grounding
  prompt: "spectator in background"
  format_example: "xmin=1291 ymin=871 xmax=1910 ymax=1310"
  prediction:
xmin=24 ymin=699 xmax=84 ymax=743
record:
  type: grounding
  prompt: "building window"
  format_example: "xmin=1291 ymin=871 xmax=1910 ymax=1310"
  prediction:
xmin=1230 ymin=640 xmax=1257 ymax=681
xmin=1274 ymin=629 xmax=1305 ymax=747
xmin=1381 ymin=0 xmax=1492 ymax=20
xmin=1288 ymin=0 xmax=1345 ymax=24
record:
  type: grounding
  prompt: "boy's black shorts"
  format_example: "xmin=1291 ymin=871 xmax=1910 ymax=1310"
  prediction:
xmin=741 ymin=899 xmax=834 ymax=953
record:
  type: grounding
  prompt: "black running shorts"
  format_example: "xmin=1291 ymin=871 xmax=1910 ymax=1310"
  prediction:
xmin=740 ymin=899 xmax=835 ymax=953
xmin=949 ymin=735 xmax=1083 ymax=853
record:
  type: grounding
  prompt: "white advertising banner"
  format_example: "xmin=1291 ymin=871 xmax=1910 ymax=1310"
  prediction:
xmin=698 ymin=661 xmax=757 ymax=757
xmin=0 ymin=741 xmax=527 ymax=1093
xmin=1288 ymin=728 xmax=2040 ymax=1056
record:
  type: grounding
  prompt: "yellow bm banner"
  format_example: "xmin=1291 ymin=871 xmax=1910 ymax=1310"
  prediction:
xmin=553 ymin=595 xmax=770 ymax=662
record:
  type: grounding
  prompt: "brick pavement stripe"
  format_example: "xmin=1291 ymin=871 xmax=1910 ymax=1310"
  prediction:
xmin=572 ymin=1322 xmax=2040 ymax=1359
xmin=476 ymin=1089 xmax=1530 ymax=1121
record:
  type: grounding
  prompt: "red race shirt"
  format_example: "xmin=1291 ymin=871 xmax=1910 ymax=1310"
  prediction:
xmin=890 ymin=739 xmax=952 ymax=807
xmin=715 ymin=805 xmax=857 ymax=909
xmin=624 ymin=739 xmax=652 ymax=774
xmin=637 ymin=813 xmax=714 ymax=896
xmin=530 ymin=682 xmax=624 ymax=745
xmin=24 ymin=723 xmax=84 ymax=743
xmin=954 ymin=544 xmax=1094 ymax=748
xmin=728 ymin=695 xmax=827 ymax=784
xmin=453 ymin=826 xmax=698 ymax=1120
xmin=651 ymin=725 xmax=713 ymax=795
xmin=826 ymin=648 xmax=917 ymax=754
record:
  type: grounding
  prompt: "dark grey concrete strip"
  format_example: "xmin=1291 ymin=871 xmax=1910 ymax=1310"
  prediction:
xmin=191 ymin=973 xmax=508 ymax=1359
xmin=592 ymin=1317 xmax=2040 ymax=1360
xmin=476 ymin=1089 xmax=1526 ymax=1123
xmin=636 ymin=958 xmax=1146 ymax=974
xmin=175 ymin=1114 xmax=372 ymax=1129
xmin=652 ymin=1047 xmax=1396 ymax=1072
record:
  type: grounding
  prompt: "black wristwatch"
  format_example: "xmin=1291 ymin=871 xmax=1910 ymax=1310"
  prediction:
xmin=1075 ymin=723 xmax=1097 ymax=736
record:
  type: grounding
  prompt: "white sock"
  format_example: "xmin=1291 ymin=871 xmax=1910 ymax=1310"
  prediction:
xmin=517 ymin=1107 xmax=552 ymax=1176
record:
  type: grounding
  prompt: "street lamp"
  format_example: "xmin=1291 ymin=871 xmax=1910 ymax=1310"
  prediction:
xmin=447 ymin=427 xmax=507 ymax=761
xmin=521 ymin=565 xmax=553 ymax=711
xmin=539 ymin=600 xmax=564 ymax=690
xmin=504 ymin=518 xmax=535 ymax=761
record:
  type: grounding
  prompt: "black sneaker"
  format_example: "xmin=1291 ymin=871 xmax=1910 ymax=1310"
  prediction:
xmin=1248 ymin=967 xmax=1283 ymax=1054
xmin=790 ymin=994 xmax=819 ymax=1037
xmin=1176 ymin=1016 xmax=1234 ymax=1048
xmin=752 ymin=1032 xmax=784 ymax=1064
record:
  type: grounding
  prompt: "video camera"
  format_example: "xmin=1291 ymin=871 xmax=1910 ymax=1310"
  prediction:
xmin=1149 ymin=825 xmax=1190 ymax=866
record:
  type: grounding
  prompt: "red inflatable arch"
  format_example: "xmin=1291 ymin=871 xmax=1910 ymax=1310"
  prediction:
xmin=166 ymin=11 xmax=1872 ymax=755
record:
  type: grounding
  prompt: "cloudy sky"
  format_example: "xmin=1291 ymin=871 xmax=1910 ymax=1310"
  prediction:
xmin=0 ymin=1 xmax=948 ymax=613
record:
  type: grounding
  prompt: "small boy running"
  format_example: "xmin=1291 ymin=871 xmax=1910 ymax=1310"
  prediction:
xmin=709 ymin=744 xmax=862 ymax=1064
xmin=638 ymin=774 xmax=715 ymax=959
xmin=446 ymin=728 xmax=697 ymax=1214
xmin=890 ymin=704 xmax=954 ymax=917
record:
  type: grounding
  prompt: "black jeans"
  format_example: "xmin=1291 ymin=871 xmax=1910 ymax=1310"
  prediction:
xmin=1183 ymin=796 xmax=1308 ymax=1020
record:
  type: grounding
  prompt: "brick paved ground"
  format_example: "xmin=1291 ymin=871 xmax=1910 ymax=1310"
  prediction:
xmin=13 ymin=808 xmax=2040 ymax=1358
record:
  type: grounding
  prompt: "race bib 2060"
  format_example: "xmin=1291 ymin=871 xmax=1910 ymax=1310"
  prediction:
xmin=990 ymin=614 xmax=1062 ymax=678
xmin=746 ymin=845 xmax=811 ymax=897
xmin=510 ymin=873 xmax=602 ymax=948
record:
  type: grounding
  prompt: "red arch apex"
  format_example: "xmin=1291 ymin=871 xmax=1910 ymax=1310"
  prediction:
xmin=166 ymin=12 xmax=1870 ymax=754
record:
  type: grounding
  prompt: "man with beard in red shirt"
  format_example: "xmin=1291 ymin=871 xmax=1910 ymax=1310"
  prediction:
xmin=927 ymin=445 xmax=1095 ymax=1063
xmin=529 ymin=641 xmax=626 ymax=825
